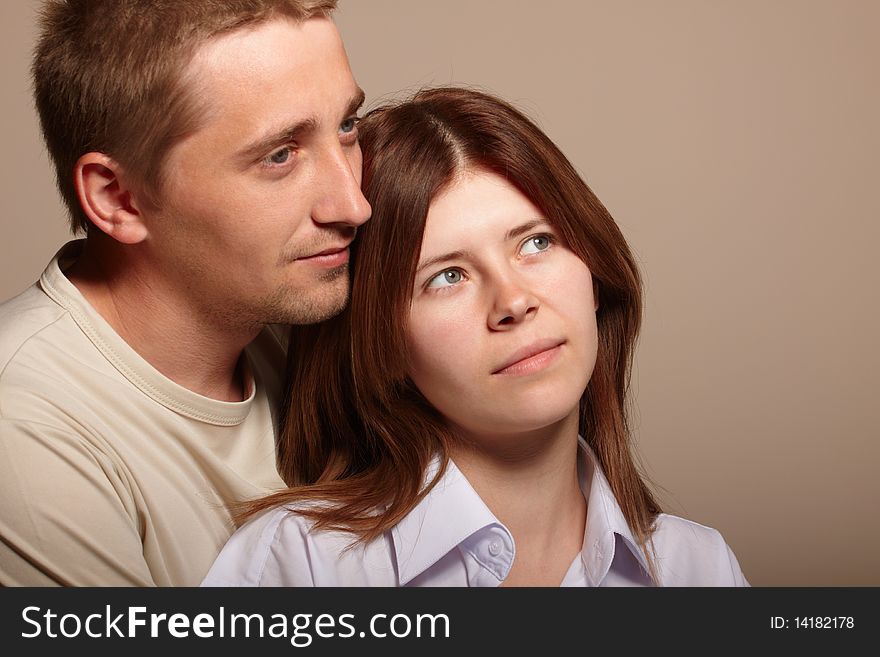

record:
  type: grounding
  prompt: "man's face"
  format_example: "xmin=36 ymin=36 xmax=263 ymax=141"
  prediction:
xmin=148 ymin=17 xmax=371 ymax=327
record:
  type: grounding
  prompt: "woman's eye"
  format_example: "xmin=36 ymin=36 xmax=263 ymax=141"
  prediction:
xmin=520 ymin=234 xmax=553 ymax=255
xmin=426 ymin=268 xmax=464 ymax=289
xmin=264 ymin=146 xmax=293 ymax=166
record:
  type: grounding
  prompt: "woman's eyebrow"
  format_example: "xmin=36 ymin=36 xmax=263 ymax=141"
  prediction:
xmin=415 ymin=219 xmax=549 ymax=276
xmin=415 ymin=250 xmax=471 ymax=277
xmin=504 ymin=218 xmax=548 ymax=241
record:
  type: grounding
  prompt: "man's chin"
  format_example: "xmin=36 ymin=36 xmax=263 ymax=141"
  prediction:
xmin=317 ymin=262 xmax=349 ymax=284
xmin=269 ymin=270 xmax=351 ymax=325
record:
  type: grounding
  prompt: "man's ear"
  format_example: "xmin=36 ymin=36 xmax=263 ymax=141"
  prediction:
xmin=74 ymin=153 xmax=149 ymax=244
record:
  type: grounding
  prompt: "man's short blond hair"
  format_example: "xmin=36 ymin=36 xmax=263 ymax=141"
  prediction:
xmin=33 ymin=0 xmax=338 ymax=233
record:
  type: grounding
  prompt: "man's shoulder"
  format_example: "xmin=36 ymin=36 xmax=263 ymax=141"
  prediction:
xmin=0 ymin=282 xmax=110 ymax=428
xmin=0 ymin=284 xmax=68 ymax=379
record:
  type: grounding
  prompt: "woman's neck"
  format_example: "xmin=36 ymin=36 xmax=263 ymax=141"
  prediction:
xmin=449 ymin=411 xmax=586 ymax=586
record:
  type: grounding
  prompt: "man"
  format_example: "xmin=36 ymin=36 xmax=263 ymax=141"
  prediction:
xmin=0 ymin=0 xmax=370 ymax=585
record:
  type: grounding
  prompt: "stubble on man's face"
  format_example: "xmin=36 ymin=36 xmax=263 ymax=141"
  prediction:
xmin=274 ymin=261 xmax=351 ymax=325
xmin=204 ymin=262 xmax=350 ymax=331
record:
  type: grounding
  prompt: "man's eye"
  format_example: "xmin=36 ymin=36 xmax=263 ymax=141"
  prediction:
xmin=265 ymin=146 xmax=292 ymax=166
xmin=520 ymin=234 xmax=553 ymax=255
xmin=340 ymin=117 xmax=359 ymax=134
xmin=426 ymin=268 xmax=464 ymax=289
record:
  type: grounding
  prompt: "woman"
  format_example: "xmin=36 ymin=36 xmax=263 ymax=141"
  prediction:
xmin=203 ymin=87 xmax=748 ymax=586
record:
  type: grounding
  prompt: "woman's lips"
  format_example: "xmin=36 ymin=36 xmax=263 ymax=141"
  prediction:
xmin=492 ymin=339 xmax=565 ymax=376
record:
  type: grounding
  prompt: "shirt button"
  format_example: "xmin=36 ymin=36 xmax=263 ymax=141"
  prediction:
xmin=488 ymin=540 xmax=502 ymax=556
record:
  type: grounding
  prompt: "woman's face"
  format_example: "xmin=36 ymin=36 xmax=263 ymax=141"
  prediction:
xmin=406 ymin=169 xmax=598 ymax=442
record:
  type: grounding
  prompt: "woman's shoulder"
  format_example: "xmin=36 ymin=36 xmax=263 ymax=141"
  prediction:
xmin=201 ymin=504 xmax=322 ymax=587
xmin=650 ymin=513 xmax=750 ymax=586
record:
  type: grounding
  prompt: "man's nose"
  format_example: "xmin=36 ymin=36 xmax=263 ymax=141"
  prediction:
xmin=311 ymin=144 xmax=371 ymax=227
xmin=487 ymin=271 xmax=539 ymax=330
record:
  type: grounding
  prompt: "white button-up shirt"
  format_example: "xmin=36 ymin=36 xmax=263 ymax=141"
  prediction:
xmin=203 ymin=440 xmax=749 ymax=587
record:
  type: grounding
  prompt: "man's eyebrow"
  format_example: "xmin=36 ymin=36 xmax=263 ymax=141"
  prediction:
xmin=347 ymin=87 xmax=366 ymax=118
xmin=235 ymin=87 xmax=366 ymax=164
xmin=235 ymin=118 xmax=317 ymax=164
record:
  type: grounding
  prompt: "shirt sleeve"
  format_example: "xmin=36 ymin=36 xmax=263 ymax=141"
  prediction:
xmin=0 ymin=418 xmax=155 ymax=586
xmin=724 ymin=541 xmax=751 ymax=587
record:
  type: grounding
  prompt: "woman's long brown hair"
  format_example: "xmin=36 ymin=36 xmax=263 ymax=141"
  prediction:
xmin=241 ymin=87 xmax=662 ymax=569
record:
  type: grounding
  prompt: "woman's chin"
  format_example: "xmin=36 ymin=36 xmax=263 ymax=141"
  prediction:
xmin=451 ymin=404 xmax=582 ymax=445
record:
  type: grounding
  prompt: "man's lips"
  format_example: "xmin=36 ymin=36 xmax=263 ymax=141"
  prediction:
xmin=298 ymin=243 xmax=351 ymax=259
xmin=296 ymin=243 xmax=352 ymax=266
xmin=492 ymin=339 xmax=566 ymax=375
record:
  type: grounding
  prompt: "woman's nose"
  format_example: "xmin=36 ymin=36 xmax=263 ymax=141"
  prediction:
xmin=487 ymin=273 xmax=539 ymax=330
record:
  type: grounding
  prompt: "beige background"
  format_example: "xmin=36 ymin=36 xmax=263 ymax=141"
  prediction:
xmin=2 ymin=1 xmax=878 ymax=585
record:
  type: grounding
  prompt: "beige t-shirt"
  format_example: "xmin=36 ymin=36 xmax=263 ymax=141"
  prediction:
xmin=0 ymin=242 xmax=288 ymax=585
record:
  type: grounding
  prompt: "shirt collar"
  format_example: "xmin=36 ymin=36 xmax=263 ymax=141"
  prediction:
xmin=39 ymin=240 xmax=258 ymax=426
xmin=577 ymin=438 xmax=652 ymax=585
xmin=391 ymin=438 xmax=651 ymax=586
xmin=392 ymin=456 xmax=506 ymax=586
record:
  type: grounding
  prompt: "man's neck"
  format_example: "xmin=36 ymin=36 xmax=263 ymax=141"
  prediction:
xmin=66 ymin=240 xmax=258 ymax=402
